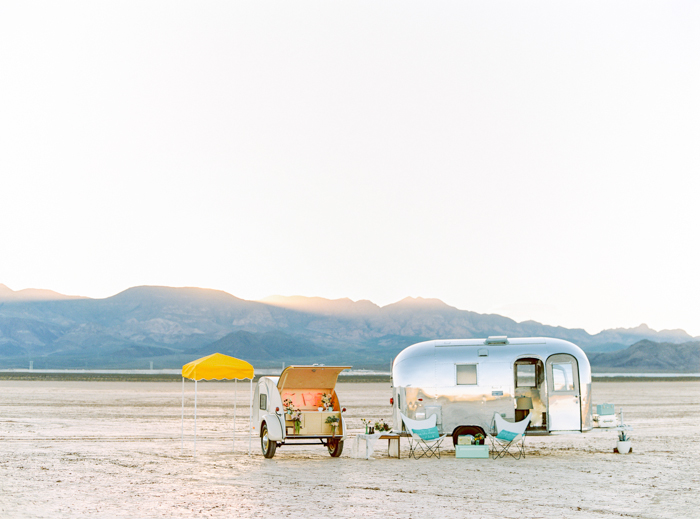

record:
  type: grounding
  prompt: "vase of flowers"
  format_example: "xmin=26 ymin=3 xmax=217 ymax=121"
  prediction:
xmin=361 ymin=418 xmax=371 ymax=434
xmin=283 ymin=398 xmax=295 ymax=416
xmin=474 ymin=433 xmax=485 ymax=446
xmin=321 ymin=393 xmax=333 ymax=411
xmin=291 ymin=410 xmax=302 ymax=435
xmin=283 ymin=399 xmax=303 ymax=434
xmin=374 ymin=420 xmax=391 ymax=433
xmin=325 ymin=415 xmax=339 ymax=436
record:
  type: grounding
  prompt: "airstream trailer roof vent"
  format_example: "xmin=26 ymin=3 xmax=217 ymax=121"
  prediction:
xmin=485 ymin=336 xmax=509 ymax=345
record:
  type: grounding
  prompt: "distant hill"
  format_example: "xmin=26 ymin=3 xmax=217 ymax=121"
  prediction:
xmin=0 ymin=284 xmax=85 ymax=302
xmin=187 ymin=330 xmax=325 ymax=361
xmin=589 ymin=340 xmax=700 ymax=372
xmin=0 ymin=285 xmax=696 ymax=370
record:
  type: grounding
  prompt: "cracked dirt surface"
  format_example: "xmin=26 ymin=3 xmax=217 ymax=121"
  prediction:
xmin=1 ymin=380 xmax=698 ymax=518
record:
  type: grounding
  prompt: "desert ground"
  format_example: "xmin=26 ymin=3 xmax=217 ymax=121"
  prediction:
xmin=1 ymin=379 xmax=698 ymax=518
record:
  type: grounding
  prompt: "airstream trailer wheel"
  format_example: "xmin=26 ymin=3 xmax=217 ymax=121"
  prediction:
xmin=261 ymin=423 xmax=277 ymax=459
xmin=327 ymin=438 xmax=344 ymax=457
xmin=452 ymin=426 xmax=487 ymax=447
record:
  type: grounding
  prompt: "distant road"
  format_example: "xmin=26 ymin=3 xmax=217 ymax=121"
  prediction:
xmin=0 ymin=368 xmax=392 ymax=382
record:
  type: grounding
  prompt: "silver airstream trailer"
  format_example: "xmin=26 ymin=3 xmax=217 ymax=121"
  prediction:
xmin=252 ymin=365 xmax=350 ymax=458
xmin=391 ymin=337 xmax=592 ymax=444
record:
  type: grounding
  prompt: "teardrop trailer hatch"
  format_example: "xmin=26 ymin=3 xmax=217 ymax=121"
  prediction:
xmin=391 ymin=337 xmax=592 ymax=444
xmin=253 ymin=365 xmax=351 ymax=458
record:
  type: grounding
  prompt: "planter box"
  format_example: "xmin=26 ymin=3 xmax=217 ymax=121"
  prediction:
xmin=616 ymin=440 xmax=632 ymax=454
xmin=456 ymin=445 xmax=489 ymax=459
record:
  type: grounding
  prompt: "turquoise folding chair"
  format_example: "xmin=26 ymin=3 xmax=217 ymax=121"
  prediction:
xmin=400 ymin=413 xmax=447 ymax=459
xmin=489 ymin=412 xmax=531 ymax=460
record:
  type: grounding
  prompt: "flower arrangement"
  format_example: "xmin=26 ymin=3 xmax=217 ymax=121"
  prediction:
xmin=325 ymin=415 xmax=339 ymax=435
xmin=374 ymin=420 xmax=391 ymax=433
xmin=321 ymin=393 xmax=333 ymax=410
xmin=361 ymin=418 xmax=371 ymax=433
xmin=474 ymin=433 xmax=485 ymax=445
xmin=283 ymin=399 xmax=303 ymax=434
xmin=289 ymin=410 xmax=303 ymax=434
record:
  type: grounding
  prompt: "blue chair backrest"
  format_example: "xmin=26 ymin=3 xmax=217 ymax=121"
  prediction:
xmin=413 ymin=426 xmax=440 ymax=441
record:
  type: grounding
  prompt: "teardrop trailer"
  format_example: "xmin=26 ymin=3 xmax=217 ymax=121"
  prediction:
xmin=391 ymin=337 xmax=593 ymax=444
xmin=252 ymin=366 xmax=350 ymax=458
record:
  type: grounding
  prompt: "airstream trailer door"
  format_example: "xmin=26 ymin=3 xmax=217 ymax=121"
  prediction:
xmin=546 ymin=354 xmax=581 ymax=431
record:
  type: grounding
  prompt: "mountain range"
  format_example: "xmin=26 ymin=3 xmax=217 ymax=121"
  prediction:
xmin=0 ymin=284 xmax=697 ymax=371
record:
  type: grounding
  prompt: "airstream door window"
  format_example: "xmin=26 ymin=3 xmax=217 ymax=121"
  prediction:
xmin=551 ymin=363 xmax=575 ymax=391
xmin=456 ymin=364 xmax=477 ymax=385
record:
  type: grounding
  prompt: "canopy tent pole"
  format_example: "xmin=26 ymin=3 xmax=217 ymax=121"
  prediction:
xmin=233 ymin=379 xmax=237 ymax=453
xmin=180 ymin=353 xmax=255 ymax=459
xmin=181 ymin=377 xmax=185 ymax=454
xmin=249 ymin=377 xmax=253 ymax=456
xmin=194 ymin=379 xmax=198 ymax=458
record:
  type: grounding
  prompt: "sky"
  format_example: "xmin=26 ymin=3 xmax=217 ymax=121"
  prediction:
xmin=1 ymin=2 xmax=699 ymax=336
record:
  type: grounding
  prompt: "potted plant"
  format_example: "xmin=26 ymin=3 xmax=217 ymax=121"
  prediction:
xmin=616 ymin=428 xmax=632 ymax=454
xmin=615 ymin=409 xmax=632 ymax=454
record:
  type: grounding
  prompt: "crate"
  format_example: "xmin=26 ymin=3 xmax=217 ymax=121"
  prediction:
xmin=455 ymin=445 xmax=489 ymax=459
xmin=457 ymin=434 xmax=474 ymax=445
xmin=597 ymin=403 xmax=615 ymax=416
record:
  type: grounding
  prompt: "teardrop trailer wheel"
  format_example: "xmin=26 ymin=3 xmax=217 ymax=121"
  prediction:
xmin=327 ymin=438 xmax=343 ymax=457
xmin=261 ymin=423 xmax=277 ymax=459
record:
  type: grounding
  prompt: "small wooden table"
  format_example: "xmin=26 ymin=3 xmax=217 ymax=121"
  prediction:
xmin=355 ymin=433 xmax=407 ymax=459
xmin=380 ymin=434 xmax=402 ymax=459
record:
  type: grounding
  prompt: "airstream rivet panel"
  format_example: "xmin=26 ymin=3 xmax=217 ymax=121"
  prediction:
xmin=391 ymin=337 xmax=592 ymax=443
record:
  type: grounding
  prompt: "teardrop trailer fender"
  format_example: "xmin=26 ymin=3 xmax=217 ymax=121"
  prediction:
xmin=261 ymin=413 xmax=285 ymax=441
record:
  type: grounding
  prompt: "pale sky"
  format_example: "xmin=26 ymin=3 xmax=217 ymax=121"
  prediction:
xmin=1 ymin=2 xmax=698 ymax=336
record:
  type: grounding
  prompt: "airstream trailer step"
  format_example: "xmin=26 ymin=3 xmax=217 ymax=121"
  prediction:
xmin=283 ymin=435 xmax=343 ymax=439
xmin=279 ymin=440 xmax=337 ymax=446
xmin=523 ymin=430 xmax=550 ymax=436
xmin=455 ymin=445 xmax=490 ymax=458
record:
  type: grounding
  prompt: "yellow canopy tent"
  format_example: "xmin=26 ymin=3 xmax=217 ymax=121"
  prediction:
xmin=181 ymin=353 xmax=255 ymax=457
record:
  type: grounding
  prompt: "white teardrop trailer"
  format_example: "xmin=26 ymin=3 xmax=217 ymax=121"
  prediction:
xmin=252 ymin=365 xmax=350 ymax=458
xmin=391 ymin=337 xmax=593 ymax=444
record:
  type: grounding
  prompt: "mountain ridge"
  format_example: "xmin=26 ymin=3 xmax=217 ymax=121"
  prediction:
xmin=0 ymin=284 xmax=696 ymax=369
xmin=0 ymin=284 xmax=86 ymax=302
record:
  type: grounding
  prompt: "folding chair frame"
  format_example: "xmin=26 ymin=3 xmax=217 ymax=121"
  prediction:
xmin=400 ymin=412 xmax=447 ymax=460
xmin=489 ymin=433 xmax=526 ymax=460
xmin=488 ymin=413 xmax=531 ymax=460
xmin=407 ymin=434 xmax=446 ymax=459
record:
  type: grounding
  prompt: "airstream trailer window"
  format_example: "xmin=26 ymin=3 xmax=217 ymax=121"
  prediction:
xmin=260 ymin=393 xmax=267 ymax=410
xmin=456 ymin=364 xmax=477 ymax=385
xmin=551 ymin=362 xmax=575 ymax=391
xmin=516 ymin=364 xmax=537 ymax=388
